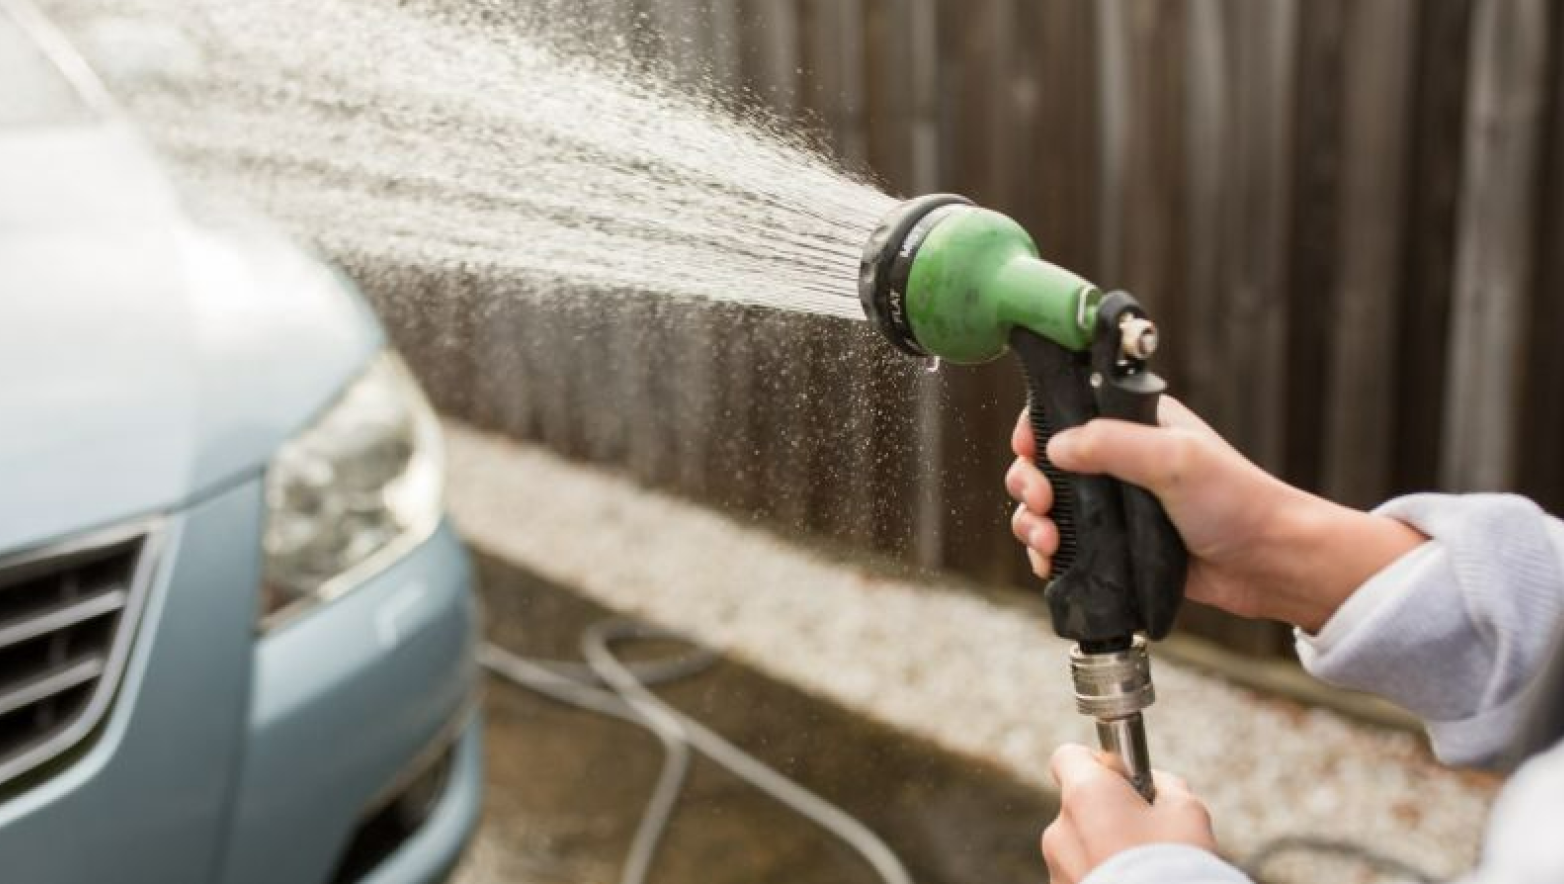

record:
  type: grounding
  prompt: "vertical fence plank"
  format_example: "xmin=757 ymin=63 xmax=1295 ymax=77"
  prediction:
xmin=1519 ymin=7 xmax=1564 ymax=515
xmin=1282 ymin=0 xmax=1345 ymax=492
xmin=676 ymin=0 xmax=744 ymax=502
xmin=578 ymin=292 xmax=624 ymax=467
xmin=615 ymin=6 xmax=675 ymax=491
xmin=1183 ymin=0 xmax=1296 ymax=474
xmin=708 ymin=306 xmax=764 ymax=515
xmin=801 ymin=0 xmax=870 ymax=166
xmin=693 ymin=0 xmax=756 ymax=514
xmin=980 ymin=0 xmax=1019 ymax=214
xmin=1391 ymin=0 xmax=1475 ymax=496
xmin=1094 ymin=0 xmax=1128 ymax=282
xmin=638 ymin=301 xmax=690 ymax=489
xmin=763 ymin=3 xmax=817 ymax=529
xmin=742 ymin=0 xmax=801 ymax=118
xmin=706 ymin=0 xmax=744 ymax=96
xmin=668 ymin=307 xmax=720 ymax=500
xmin=1219 ymin=0 xmax=1295 ymax=475
xmin=1024 ymin=0 xmax=1100 ymax=278
xmin=1103 ymin=0 xmax=1190 ymax=387
xmin=1321 ymin=0 xmax=1415 ymax=508
xmin=861 ymin=0 xmax=907 ymax=189
xmin=795 ymin=0 xmax=880 ymax=547
xmin=826 ymin=0 xmax=877 ymax=551
xmin=533 ymin=291 xmax=583 ymax=459
xmin=473 ymin=283 xmax=540 ymax=442
xmin=1440 ymin=0 xmax=1551 ymax=491
xmin=1182 ymin=0 xmax=1227 ymax=424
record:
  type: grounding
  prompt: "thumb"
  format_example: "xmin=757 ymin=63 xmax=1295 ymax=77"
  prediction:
xmin=1046 ymin=418 xmax=1194 ymax=497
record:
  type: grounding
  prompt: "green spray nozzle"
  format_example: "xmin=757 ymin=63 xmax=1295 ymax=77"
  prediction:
xmin=859 ymin=194 xmax=1189 ymax=806
xmin=859 ymin=195 xmax=1100 ymax=363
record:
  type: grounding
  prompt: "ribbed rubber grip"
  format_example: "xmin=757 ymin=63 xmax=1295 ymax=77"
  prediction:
xmin=1025 ymin=375 xmax=1079 ymax=576
xmin=1009 ymin=328 xmax=1139 ymax=645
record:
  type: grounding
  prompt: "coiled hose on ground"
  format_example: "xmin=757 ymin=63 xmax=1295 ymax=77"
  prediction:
xmin=480 ymin=619 xmax=913 ymax=884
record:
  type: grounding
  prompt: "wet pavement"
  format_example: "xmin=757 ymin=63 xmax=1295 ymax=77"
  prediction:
xmin=452 ymin=552 xmax=1055 ymax=884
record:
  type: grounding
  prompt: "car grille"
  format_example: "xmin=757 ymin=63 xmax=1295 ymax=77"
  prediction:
xmin=0 ymin=523 xmax=158 ymax=792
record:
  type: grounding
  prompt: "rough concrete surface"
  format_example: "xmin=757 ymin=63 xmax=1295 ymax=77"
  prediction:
xmin=449 ymin=555 xmax=1054 ymax=884
xmin=444 ymin=421 xmax=1499 ymax=884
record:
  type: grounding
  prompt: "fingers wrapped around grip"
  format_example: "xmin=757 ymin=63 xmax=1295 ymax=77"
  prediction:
xmin=1040 ymin=744 xmax=1218 ymax=884
xmin=1005 ymin=454 xmax=1055 ymax=514
xmin=1005 ymin=420 xmax=1060 ymax=580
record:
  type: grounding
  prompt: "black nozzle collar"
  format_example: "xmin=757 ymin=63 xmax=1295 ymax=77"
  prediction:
xmin=859 ymin=193 xmax=974 ymax=357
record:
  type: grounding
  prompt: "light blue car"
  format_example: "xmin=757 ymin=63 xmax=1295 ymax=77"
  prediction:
xmin=0 ymin=2 xmax=483 ymax=882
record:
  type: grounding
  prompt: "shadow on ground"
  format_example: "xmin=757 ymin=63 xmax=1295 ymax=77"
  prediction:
xmin=453 ymin=550 xmax=1055 ymax=884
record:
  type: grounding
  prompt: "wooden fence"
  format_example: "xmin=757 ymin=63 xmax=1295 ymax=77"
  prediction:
xmin=379 ymin=0 xmax=1564 ymax=657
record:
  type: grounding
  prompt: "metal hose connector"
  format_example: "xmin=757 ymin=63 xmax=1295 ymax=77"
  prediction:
xmin=1070 ymin=636 xmax=1157 ymax=801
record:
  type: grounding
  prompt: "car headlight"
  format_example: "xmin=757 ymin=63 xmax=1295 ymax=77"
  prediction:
xmin=260 ymin=351 xmax=443 ymax=630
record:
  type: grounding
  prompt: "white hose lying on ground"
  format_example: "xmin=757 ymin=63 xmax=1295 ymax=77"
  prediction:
xmin=480 ymin=618 xmax=915 ymax=884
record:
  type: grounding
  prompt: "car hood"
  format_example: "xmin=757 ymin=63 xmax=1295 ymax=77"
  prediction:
xmin=0 ymin=122 xmax=382 ymax=553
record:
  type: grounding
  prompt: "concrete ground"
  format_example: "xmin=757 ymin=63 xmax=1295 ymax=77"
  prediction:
xmin=443 ymin=421 xmax=1500 ymax=884
xmin=449 ymin=554 xmax=1054 ymax=884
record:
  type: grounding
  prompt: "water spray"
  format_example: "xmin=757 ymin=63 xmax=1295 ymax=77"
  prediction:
xmin=860 ymin=194 xmax=1187 ymax=802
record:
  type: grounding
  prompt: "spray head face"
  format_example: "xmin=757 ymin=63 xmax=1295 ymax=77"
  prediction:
xmin=859 ymin=195 xmax=1102 ymax=363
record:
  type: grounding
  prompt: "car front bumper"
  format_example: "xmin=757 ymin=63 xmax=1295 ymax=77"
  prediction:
xmin=358 ymin=717 xmax=483 ymax=884
xmin=218 ymin=518 xmax=483 ymax=884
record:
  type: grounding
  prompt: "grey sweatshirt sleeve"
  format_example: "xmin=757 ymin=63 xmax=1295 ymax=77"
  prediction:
xmin=1073 ymin=494 xmax=1564 ymax=884
xmin=1294 ymin=492 xmax=1564 ymax=766
xmin=1080 ymin=845 xmax=1252 ymax=884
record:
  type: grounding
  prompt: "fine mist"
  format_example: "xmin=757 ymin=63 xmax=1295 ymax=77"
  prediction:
xmin=45 ymin=0 xmax=896 ymax=320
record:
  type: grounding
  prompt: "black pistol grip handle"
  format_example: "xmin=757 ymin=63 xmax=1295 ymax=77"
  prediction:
xmin=1009 ymin=329 xmax=1138 ymax=648
xmin=1094 ymin=369 xmax=1187 ymax=640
